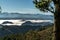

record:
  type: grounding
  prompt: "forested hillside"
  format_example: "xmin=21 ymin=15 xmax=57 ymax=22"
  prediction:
xmin=0 ymin=26 xmax=54 ymax=40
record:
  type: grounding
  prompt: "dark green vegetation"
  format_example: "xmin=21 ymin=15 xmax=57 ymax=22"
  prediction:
xmin=0 ymin=22 xmax=53 ymax=36
xmin=0 ymin=26 xmax=54 ymax=40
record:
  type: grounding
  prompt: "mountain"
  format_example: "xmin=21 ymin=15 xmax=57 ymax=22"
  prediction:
xmin=0 ymin=13 xmax=54 ymax=20
xmin=0 ymin=21 xmax=53 ymax=37
xmin=21 ymin=21 xmax=53 ymax=27
xmin=0 ymin=26 xmax=54 ymax=40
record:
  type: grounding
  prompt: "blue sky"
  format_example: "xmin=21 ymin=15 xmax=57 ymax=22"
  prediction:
xmin=0 ymin=0 xmax=53 ymax=15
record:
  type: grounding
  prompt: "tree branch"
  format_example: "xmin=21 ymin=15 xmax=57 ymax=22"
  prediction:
xmin=48 ymin=9 xmax=55 ymax=13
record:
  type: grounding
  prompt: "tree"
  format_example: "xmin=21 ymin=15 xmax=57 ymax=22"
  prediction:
xmin=33 ymin=0 xmax=60 ymax=40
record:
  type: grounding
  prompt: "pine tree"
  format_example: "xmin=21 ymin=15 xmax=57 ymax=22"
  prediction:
xmin=33 ymin=0 xmax=60 ymax=40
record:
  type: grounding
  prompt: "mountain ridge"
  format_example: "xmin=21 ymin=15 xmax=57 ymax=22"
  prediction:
xmin=0 ymin=13 xmax=54 ymax=20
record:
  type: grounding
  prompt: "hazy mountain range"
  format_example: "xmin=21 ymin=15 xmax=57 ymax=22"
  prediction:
xmin=0 ymin=13 xmax=54 ymax=20
xmin=0 ymin=13 xmax=54 ymax=36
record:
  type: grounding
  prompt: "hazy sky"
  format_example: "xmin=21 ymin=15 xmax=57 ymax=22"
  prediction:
xmin=0 ymin=0 xmax=53 ymax=15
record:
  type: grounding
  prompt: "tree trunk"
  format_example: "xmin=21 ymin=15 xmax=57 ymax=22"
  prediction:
xmin=54 ymin=4 xmax=60 ymax=40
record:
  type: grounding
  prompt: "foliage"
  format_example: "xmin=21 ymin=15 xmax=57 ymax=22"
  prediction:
xmin=33 ymin=0 xmax=54 ymax=13
xmin=0 ymin=26 xmax=54 ymax=40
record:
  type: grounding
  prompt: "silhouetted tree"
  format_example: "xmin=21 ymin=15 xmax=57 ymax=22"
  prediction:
xmin=33 ymin=0 xmax=60 ymax=40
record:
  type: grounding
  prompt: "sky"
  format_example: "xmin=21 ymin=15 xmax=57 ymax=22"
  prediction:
xmin=0 ymin=0 xmax=53 ymax=15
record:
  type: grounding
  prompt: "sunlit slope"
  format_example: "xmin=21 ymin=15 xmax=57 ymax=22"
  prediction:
xmin=0 ymin=26 xmax=54 ymax=40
